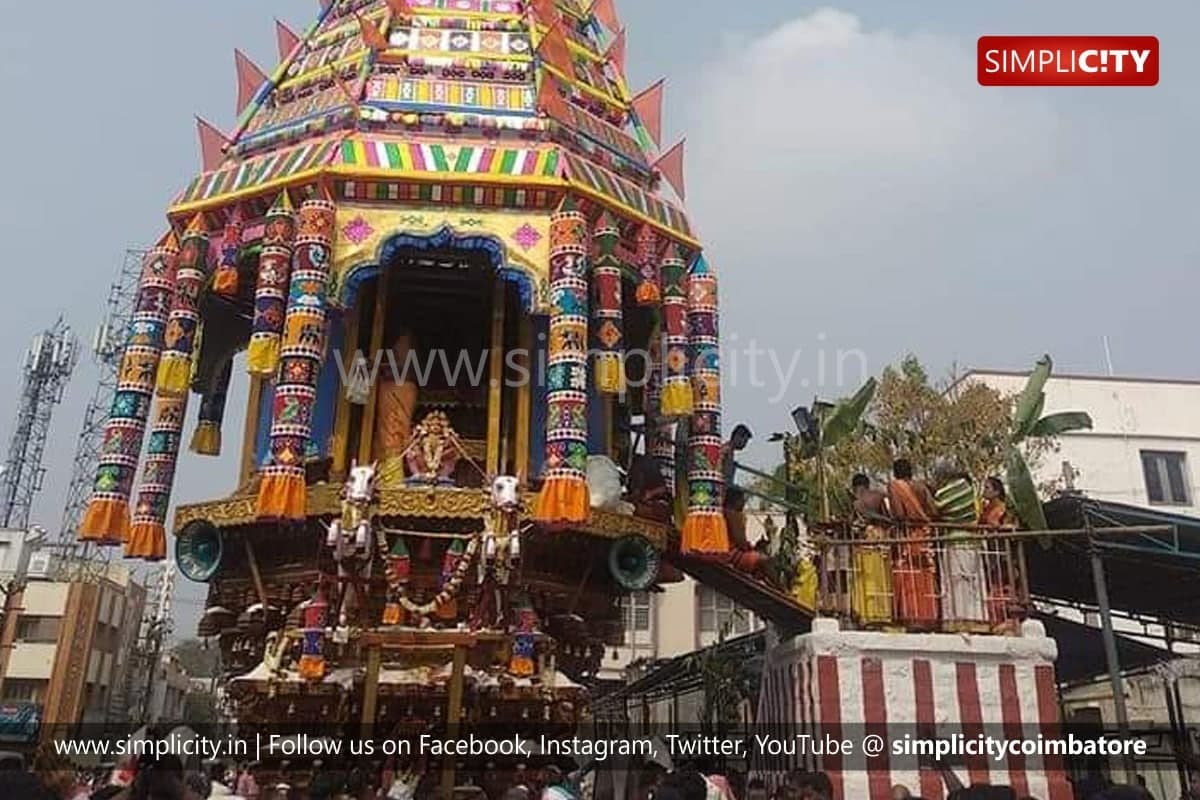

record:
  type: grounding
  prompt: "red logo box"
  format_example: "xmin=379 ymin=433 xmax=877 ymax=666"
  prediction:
xmin=978 ymin=36 xmax=1159 ymax=86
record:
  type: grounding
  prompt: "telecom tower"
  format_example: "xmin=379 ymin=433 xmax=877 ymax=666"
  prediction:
xmin=55 ymin=249 xmax=145 ymax=568
xmin=0 ymin=319 xmax=78 ymax=531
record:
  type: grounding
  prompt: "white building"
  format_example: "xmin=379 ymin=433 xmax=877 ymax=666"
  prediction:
xmin=966 ymin=370 xmax=1200 ymax=796
xmin=962 ymin=371 xmax=1200 ymax=513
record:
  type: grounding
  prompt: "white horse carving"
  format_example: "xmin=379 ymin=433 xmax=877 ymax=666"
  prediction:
xmin=325 ymin=461 xmax=378 ymax=625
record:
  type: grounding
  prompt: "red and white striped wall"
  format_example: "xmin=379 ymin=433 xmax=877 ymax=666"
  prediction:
xmin=755 ymin=619 xmax=1073 ymax=800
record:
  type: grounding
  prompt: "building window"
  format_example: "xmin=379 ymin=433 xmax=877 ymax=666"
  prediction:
xmin=1141 ymin=451 xmax=1191 ymax=506
xmin=697 ymin=586 xmax=750 ymax=637
xmin=1 ymin=679 xmax=45 ymax=702
xmin=15 ymin=616 xmax=60 ymax=644
xmin=622 ymin=591 xmax=653 ymax=647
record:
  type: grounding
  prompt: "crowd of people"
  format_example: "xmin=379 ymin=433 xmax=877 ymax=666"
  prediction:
xmin=795 ymin=459 xmax=1023 ymax=632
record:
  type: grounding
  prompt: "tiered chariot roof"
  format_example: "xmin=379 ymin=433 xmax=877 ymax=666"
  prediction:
xmin=178 ymin=0 xmax=694 ymax=245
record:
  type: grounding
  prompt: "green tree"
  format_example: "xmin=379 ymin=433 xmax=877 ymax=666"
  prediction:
xmin=171 ymin=639 xmax=220 ymax=680
xmin=760 ymin=355 xmax=1078 ymax=526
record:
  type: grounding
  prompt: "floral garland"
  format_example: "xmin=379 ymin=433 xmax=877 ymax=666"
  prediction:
xmin=387 ymin=534 xmax=479 ymax=618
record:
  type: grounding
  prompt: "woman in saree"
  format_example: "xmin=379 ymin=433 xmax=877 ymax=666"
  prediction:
xmin=374 ymin=329 xmax=419 ymax=486
xmin=887 ymin=459 xmax=940 ymax=628
xmin=980 ymin=476 xmax=1017 ymax=629
xmin=934 ymin=472 xmax=988 ymax=631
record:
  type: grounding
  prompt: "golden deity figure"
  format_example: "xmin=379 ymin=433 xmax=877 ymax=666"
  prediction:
xmin=403 ymin=411 xmax=465 ymax=485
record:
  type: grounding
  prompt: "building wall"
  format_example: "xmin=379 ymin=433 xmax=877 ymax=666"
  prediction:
xmin=0 ymin=573 xmax=148 ymax=728
xmin=965 ymin=373 xmax=1200 ymax=513
xmin=1061 ymin=666 xmax=1200 ymax=800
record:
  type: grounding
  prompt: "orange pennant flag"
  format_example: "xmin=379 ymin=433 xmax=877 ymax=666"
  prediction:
xmin=386 ymin=0 xmax=413 ymax=17
xmin=536 ymin=21 xmax=573 ymax=73
xmin=606 ymin=28 xmax=626 ymax=74
xmin=276 ymin=20 xmax=301 ymax=60
xmin=590 ymin=0 xmax=620 ymax=33
xmin=654 ymin=139 xmax=686 ymax=200
xmin=632 ymin=79 xmax=664 ymax=148
xmin=196 ymin=117 xmax=228 ymax=172
xmin=234 ymin=50 xmax=269 ymax=114
xmin=356 ymin=12 xmax=390 ymax=51
xmin=530 ymin=0 xmax=561 ymax=24
xmin=537 ymin=77 xmax=573 ymax=123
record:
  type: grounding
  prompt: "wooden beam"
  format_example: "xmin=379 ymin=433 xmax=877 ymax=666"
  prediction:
xmin=441 ymin=644 xmax=469 ymax=796
xmin=485 ymin=278 xmax=506 ymax=476
xmin=515 ymin=315 xmax=532 ymax=483
xmin=357 ymin=271 xmax=391 ymax=466
xmin=239 ymin=376 xmax=264 ymax=486
xmin=361 ymin=643 xmax=382 ymax=737
xmin=243 ymin=539 xmax=269 ymax=608
xmin=331 ymin=302 xmax=362 ymax=478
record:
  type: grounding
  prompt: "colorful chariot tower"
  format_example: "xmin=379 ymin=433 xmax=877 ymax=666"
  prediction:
xmin=75 ymin=0 xmax=731 ymax=764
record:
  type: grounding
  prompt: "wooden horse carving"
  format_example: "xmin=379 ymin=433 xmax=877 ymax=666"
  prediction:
xmin=325 ymin=461 xmax=378 ymax=625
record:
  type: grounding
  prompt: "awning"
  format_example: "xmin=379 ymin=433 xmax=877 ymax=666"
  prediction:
xmin=1035 ymin=611 xmax=1173 ymax=686
xmin=1030 ymin=495 xmax=1200 ymax=627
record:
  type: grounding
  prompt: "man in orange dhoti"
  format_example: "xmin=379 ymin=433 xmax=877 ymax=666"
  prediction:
xmin=374 ymin=330 xmax=419 ymax=485
xmin=887 ymin=458 xmax=939 ymax=628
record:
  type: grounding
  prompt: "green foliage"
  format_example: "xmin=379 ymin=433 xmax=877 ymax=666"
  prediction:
xmin=821 ymin=378 xmax=878 ymax=449
xmin=1004 ymin=356 xmax=1093 ymax=529
xmin=171 ymin=639 xmax=220 ymax=680
xmin=1012 ymin=355 xmax=1053 ymax=439
xmin=1027 ymin=411 xmax=1094 ymax=439
xmin=759 ymin=354 xmax=1085 ymax=532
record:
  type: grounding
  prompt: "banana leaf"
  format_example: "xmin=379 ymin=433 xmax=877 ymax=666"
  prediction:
xmin=1028 ymin=411 xmax=1093 ymax=438
xmin=1012 ymin=355 xmax=1052 ymax=440
xmin=821 ymin=378 xmax=878 ymax=449
xmin=1005 ymin=445 xmax=1047 ymax=532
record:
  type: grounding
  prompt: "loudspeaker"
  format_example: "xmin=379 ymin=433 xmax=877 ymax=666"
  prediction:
xmin=175 ymin=520 xmax=224 ymax=582
xmin=607 ymin=536 xmax=660 ymax=591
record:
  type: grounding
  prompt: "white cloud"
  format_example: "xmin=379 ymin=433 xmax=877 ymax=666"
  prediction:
xmin=686 ymin=8 xmax=1062 ymax=258
xmin=675 ymin=8 xmax=1087 ymax=448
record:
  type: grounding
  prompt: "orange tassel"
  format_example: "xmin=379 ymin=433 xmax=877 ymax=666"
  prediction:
xmin=126 ymin=522 xmax=167 ymax=561
xmin=533 ymin=475 xmax=589 ymax=525
xmin=78 ymin=498 xmax=130 ymax=547
xmin=256 ymin=472 xmax=307 ymax=520
xmin=681 ymin=511 xmax=730 ymax=555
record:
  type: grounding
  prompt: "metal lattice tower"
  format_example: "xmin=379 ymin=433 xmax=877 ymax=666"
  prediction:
xmin=0 ymin=319 xmax=78 ymax=530
xmin=55 ymin=249 xmax=144 ymax=566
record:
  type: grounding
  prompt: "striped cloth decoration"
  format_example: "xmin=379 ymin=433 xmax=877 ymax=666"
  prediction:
xmin=659 ymin=244 xmax=692 ymax=418
xmin=126 ymin=394 xmax=189 ymax=561
xmin=212 ymin=207 xmax=243 ymax=297
xmin=190 ymin=359 xmax=233 ymax=457
xmin=247 ymin=192 xmax=297 ymax=375
xmin=533 ymin=196 xmax=590 ymax=525
xmin=174 ymin=138 xmax=340 ymax=206
xmin=339 ymin=139 xmax=560 ymax=178
xmin=155 ymin=216 xmax=210 ymax=396
xmin=256 ymin=196 xmax=337 ymax=521
xmin=681 ymin=255 xmax=729 ymax=554
xmin=591 ymin=210 xmax=624 ymax=394
xmin=633 ymin=223 xmax=660 ymax=305
xmin=78 ymin=237 xmax=179 ymax=546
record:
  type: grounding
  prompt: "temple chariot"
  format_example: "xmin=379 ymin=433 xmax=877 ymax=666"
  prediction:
xmin=75 ymin=0 xmax=729 ymax=787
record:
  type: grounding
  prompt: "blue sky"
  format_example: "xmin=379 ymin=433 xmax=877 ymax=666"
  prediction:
xmin=1 ymin=1 xmax=1196 ymax=634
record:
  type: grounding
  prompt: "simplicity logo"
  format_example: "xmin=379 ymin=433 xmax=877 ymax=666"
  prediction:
xmin=978 ymin=36 xmax=1159 ymax=86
